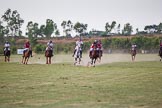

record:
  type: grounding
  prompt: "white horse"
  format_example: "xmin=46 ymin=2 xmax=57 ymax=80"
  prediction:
xmin=74 ymin=46 xmax=81 ymax=65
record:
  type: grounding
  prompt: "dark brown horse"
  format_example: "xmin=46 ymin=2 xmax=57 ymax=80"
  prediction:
xmin=4 ymin=48 xmax=10 ymax=62
xmin=89 ymin=48 xmax=99 ymax=67
xmin=159 ymin=48 xmax=162 ymax=61
xmin=131 ymin=50 xmax=136 ymax=62
xmin=45 ymin=49 xmax=53 ymax=64
xmin=22 ymin=49 xmax=30 ymax=64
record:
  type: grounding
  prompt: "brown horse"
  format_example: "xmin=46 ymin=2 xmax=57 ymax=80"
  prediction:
xmin=131 ymin=50 xmax=136 ymax=61
xmin=4 ymin=48 xmax=10 ymax=62
xmin=45 ymin=49 xmax=53 ymax=64
xmin=22 ymin=49 xmax=30 ymax=64
xmin=89 ymin=49 xmax=99 ymax=67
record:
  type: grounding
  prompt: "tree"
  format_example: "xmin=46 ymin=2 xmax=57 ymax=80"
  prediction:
xmin=26 ymin=21 xmax=38 ymax=46
xmin=136 ymin=28 xmax=139 ymax=35
xmin=44 ymin=19 xmax=57 ymax=38
xmin=0 ymin=20 xmax=5 ymax=43
xmin=105 ymin=21 xmax=116 ymax=35
xmin=61 ymin=20 xmax=73 ymax=37
xmin=144 ymin=25 xmax=158 ymax=34
xmin=55 ymin=29 xmax=60 ymax=37
xmin=73 ymin=22 xmax=88 ymax=36
xmin=1 ymin=8 xmax=24 ymax=36
xmin=157 ymin=23 xmax=162 ymax=33
xmin=105 ymin=22 xmax=111 ymax=34
xmin=39 ymin=25 xmax=46 ymax=37
xmin=122 ymin=23 xmax=133 ymax=36
xmin=61 ymin=21 xmax=66 ymax=36
xmin=117 ymin=24 xmax=121 ymax=35
xmin=110 ymin=21 xmax=116 ymax=32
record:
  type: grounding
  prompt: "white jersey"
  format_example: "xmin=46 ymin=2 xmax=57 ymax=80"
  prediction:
xmin=131 ymin=44 xmax=137 ymax=50
xmin=74 ymin=45 xmax=81 ymax=58
xmin=4 ymin=43 xmax=10 ymax=51
xmin=75 ymin=40 xmax=83 ymax=50
xmin=46 ymin=42 xmax=54 ymax=50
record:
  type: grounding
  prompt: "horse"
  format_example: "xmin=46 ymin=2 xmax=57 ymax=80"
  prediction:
xmin=131 ymin=49 xmax=136 ymax=62
xmin=159 ymin=48 xmax=162 ymax=61
xmin=45 ymin=49 xmax=53 ymax=64
xmin=4 ymin=47 xmax=10 ymax=62
xmin=22 ymin=49 xmax=30 ymax=64
xmin=89 ymin=48 xmax=99 ymax=67
xmin=73 ymin=46 xmax=81 ymax=65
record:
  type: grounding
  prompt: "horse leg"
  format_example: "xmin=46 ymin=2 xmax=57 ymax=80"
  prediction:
xmin=5 ymin=56 xmax=6 ymax=62
xmin=131 ymin=55 xmax=133 ymax=61
xmin=24 ymin=57 xmax=26 ymax=64
xmin=133 ymin=55 xmax=136 ymax=61
xmin=91 ymin=59 xmax=93 ymax=65
xmin=46 ymin=57 xmax=48 ymax=64
xmin=79 ymin=58 xmax=81 ymax=64
xmin=26 ymin=57 xmax=29 ymax=64
xmin=49 ymin=57 xmax=51 ymax=64
xmin=74 ymin=58 xmax=76 ymax=65
xmin=8 ymin=56 xmax=10 ymax=62
xmin=132 ymin=56 xmax=134 ymax=61
xmin=22 ymin=57 xmax=24 ymax=64
xmin=93 ymin=59 xmax=97 ymax=67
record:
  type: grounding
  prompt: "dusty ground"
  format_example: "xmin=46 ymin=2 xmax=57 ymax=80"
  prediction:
xmin=1 ymin=53 xmax=160 ymax=66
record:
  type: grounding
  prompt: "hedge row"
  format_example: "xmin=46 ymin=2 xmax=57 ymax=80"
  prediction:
xmin=0 ymin=36 xmax=161 ymax=54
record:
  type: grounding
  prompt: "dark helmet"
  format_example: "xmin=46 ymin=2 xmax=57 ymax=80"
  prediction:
xmin=50 ymin=40 xmax=52 ymax=43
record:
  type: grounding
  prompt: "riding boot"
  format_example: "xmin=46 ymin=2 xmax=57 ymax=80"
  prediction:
xmin=22 ymin=50 xmax=25 ymax=57
xmin=45 ymin=50 xmax=47 ymax=56
xmin=30 ymin=50 xmax=33 ymax=57
xmin=159 ymin=51 xmax=161 ymax=56
xmin=89 ymin=51 xmax=92 ymax=57
xmin=80 ymin=50 xmax=82 ymax=58
xmin=101 ymin=50 xmax=103 ymax=56
xmin=51 ymin=50 xmax=53 ymax=56
xmin=72 ymin=49 xmax=76 ymax=57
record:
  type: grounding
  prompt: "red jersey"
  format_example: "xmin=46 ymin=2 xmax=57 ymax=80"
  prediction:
xmin=160 ymin=43 xmax=162 ymax=47
xmin=90 ymin=43 xmax=97 ymax=49
xmin=24 ymin=42 xmax=30 ymax=48
xmin=97 ymin=43 xmax=102 ymax=49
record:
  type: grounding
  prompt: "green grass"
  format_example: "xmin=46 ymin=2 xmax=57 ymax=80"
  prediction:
xmin=0 ymin=61 xmax=162 ymax=108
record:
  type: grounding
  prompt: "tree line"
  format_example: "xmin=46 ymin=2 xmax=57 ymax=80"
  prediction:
xmin=1 ymin=9 xmax=162 ymax=40
xmin=0 ymin=9 xmax=162 ymax=54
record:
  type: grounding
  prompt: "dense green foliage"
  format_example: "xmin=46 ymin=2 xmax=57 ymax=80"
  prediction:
xmin=0 ymin=36 xmax=161 ymax=54
xmin=51 ymin=36 xmax=162 ymax=54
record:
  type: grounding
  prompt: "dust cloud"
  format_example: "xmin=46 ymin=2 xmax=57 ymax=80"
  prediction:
xmin=1 ymin=54 xmax=160 ymax=66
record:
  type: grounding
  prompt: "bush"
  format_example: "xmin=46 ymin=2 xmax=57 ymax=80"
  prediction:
xmin=34 ymin=44 xmax=46 ymax=54
xmin=11 ymin=46 xmax=17 ymax=54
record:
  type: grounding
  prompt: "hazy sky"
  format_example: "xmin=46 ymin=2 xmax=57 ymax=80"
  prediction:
xmin=0 ymin=0 xmax=162 ymax=35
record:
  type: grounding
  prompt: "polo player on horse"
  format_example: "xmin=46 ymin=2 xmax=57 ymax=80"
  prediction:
xmin=4 ymin=41 xmax=11 ymax=55
xmin=23 ymin=40 xmax=33 ymax=57
xmin=45 ymin=40 xmax=54 ymax=56
xmin=97 ymin=40 xmax=103 ymax=57
xmin=89 ymin=40 xmax=98 ymax=58
xmin=72 ymin=37 xmax=83 ymax=58
xmin=131 ymin=43 xmax=137 ymax=54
